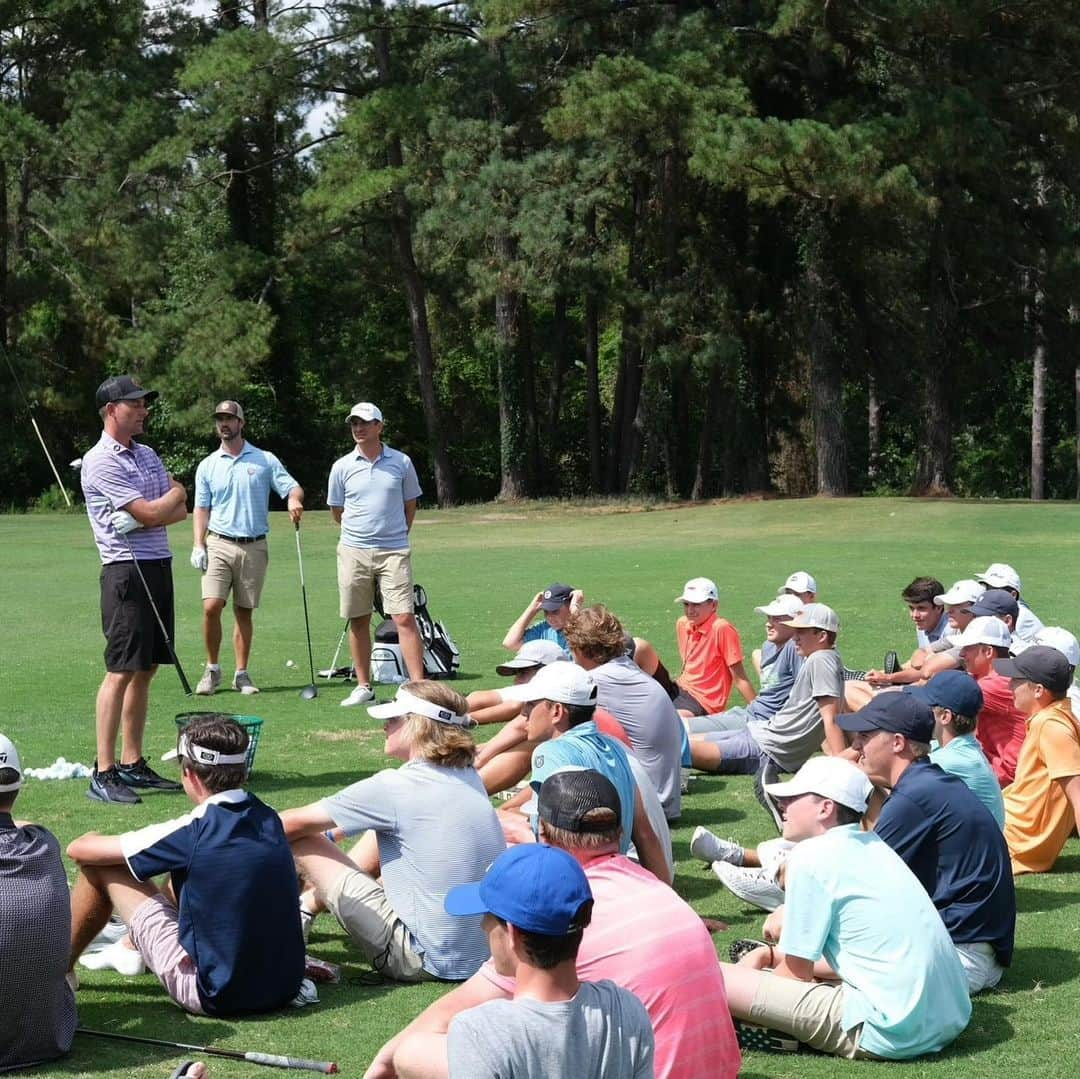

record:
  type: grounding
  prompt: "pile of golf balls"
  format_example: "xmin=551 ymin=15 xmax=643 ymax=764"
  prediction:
xmin=24 ymin=757 xmax=93 ymax=781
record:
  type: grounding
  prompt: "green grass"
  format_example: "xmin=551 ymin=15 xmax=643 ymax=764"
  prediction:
xmin=3 ymin=496 xmax=1080 ymax=1077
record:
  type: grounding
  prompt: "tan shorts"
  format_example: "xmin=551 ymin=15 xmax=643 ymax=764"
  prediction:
xmin=202 ymin=534 xmax=269 ymax=608
xmin=749 ymin=973 xmax=879 ymax=1059
xmin=128 ymin=893 xmax=205 ymax=1014
xmin=337 ymin=545 xmax=413 ymax=618
xmin=324 ymin=866 xmax=430 ymax=982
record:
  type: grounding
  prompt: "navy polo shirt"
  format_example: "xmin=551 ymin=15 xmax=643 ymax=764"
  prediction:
xmin=122 ymin=791 xmax=304 ymax=1015
xmin=875 ymin=760 xmax=1015 ymax=967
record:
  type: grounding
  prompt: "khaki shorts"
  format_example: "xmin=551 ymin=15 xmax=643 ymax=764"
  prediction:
xmin=749 ymin=972 xmax=879 ymax=1059
xmin=325 ymin=866 xmax=430 ymax=982
xmin=337 ymin=545 xmax=413 ymax=618
xmin=202 ymin=534 xmax=269 ymax=608
xmin=128 ymin=893 xmax=205 ymax=1014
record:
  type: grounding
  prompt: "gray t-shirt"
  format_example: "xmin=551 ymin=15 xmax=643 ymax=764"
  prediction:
xmin=447 ymin=978 xmax=655 ymax=1079
xmin=751 ymin=649 xmax=845 ymax=772
xmin=320 ymin=761 xmax=505 ymax=980
xmin=626 ymin=754 xmax=674 ymax=881
xmin=591 ymin=655 xmax=683 ymax=819
xmin=0 ymin=817 xmax=76 ymax=1071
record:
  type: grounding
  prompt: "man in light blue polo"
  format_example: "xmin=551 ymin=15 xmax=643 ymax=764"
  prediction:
xmin=328 ymin=402 xmax=424 ymax=707
xmin=192 ymin=401 xmax=304 ymax=696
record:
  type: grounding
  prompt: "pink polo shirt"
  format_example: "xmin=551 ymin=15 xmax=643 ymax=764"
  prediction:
xmin=481 ymin=853 xmax=740 ymax=1079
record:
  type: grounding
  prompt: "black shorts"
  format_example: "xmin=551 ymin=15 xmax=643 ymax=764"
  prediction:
xmin=672 ymin=688 xmax=707 ymax=716
xmin=100 ymin=560 xmax=175 ymax=672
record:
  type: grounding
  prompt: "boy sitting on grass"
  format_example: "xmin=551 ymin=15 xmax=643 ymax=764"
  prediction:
xmin=67 ymin=714 xmax=305 ymax=1015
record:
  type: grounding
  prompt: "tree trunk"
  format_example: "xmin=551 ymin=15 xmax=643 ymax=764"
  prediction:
xmin=867 ymin=374 xmax=881 ymax=485
xmin=691 ymin=360 xmax=725 ymax=500
xmin=1075 ymin=358 xmax=1080 ymax=501
xmin=584 ymin=287 xmax=603 ymax=492
xmin=545 ymin=293 xmax=568 ymax=435
xmin=1028 ymin=273 xmax=1046 ymax=501
xmin=371 ymin=2 xmax=458 ymax=505
xmin=494 ymin=233 xmax=530 ymax=500
xmin=0 ymin=157 xmax=8 ymax=348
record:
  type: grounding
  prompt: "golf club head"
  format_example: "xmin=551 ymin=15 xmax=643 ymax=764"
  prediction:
xmin=299 ymin=684 xmax=319 ymax=700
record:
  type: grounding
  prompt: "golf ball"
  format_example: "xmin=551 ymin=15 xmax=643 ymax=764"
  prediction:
xmin=286 ymin=660 xmax=296 ymax=668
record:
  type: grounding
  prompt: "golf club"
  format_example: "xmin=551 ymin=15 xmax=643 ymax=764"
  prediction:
xmin=109 ymin=502 xmax=193 ymax=696
xmin=76 ymin=1028 xmax=338 ymax=1074
xmin=321 ymin=619 xmax=349 ymax=680
xmin=293 ymin=520 xmax=319 ymax=699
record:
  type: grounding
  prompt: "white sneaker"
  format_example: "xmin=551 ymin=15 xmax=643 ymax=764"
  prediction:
xmin=85 ymin=915 xmax=127 ymax=953
xmin=690 ymin=826 xmax=745 ymax=866
xmin=78 ymin=939 xmax=146 ymax=976
xmin=233 ymin=671 xmax=260 ymax=695
xmin=341 ymin=684 xmax=375 ymax=707
xmin=712 ymin=860 xmax=785 ymax=912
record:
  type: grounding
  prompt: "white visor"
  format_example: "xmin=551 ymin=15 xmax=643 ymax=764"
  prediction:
xmin=163 ymin=733 xmax=248 ymax=767
xmin=368 ymin=689 xmax=473 ymax=727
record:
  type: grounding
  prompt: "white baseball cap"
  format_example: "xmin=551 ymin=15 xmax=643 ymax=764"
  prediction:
xmin=953 ymin=615 xmax=1012 ymax=650
xmin=764 ymin=756 xmax=872 ymax=814
xmin=496 ymin=639 xmax=569 ymax=675
xmin=368 ymin=687 xmax=473 ymax=727
xmin=935 ymin=579 xmax=986 ymax=607
xmin=503 ymin=662 xmax=598 ymax=707
xmin=347 ymin=402 xmax=383 ymax=423
xmin=755 ymin=594 xmax=804 ymax=618
xmin=783 ymin=602 xmax=840 ymax=634
xmin=974 ymin=563 xmax=1021 ymax=592
xmin=1018 ymin=626 xmax=1080 ymax=668
xmin=676 ymin=577 xmax=719 ymax=603
xmin=0 ymin=734 xmax=23 ymax=793
xmin=781 ymin=571 xmax=818 ymax=595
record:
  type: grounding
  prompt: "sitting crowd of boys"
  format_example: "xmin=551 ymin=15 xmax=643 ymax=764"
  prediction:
xmin=4 ymin=559 xmax=1079 ymax=1076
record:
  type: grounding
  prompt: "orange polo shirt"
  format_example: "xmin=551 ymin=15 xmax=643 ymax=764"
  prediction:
xmin=1004 ymin=698 xmax=1080 ymax=875
xmin=675 ymin=612 xmax=744 ymax=713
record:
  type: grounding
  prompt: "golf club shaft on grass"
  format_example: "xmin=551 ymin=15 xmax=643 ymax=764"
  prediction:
xmin=325 ymin=619 xmax=349 ymax=679
xmin=76 ymin=1028 xmax=338 ymax=1074
xmin=115 ymin=525 xmax=193 ymax=697
xmin=294 ymin=521 xmax=318 ymax=697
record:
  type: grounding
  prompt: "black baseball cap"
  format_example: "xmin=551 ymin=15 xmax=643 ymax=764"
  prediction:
xmin=837 ymin=692 xmax=935 ymax=742
xmin=993 ymin=646 xmax=1072 ymax=696
xmin=540 ymin=583 xmax=575 ymax=612
xmin=538 ymin=769 xmax=620 ymax=834
xmin=96 ymin=375 xmax=158 ymax=409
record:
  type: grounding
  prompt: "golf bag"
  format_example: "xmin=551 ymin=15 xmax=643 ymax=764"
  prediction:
xmin=370 ymin=583 xmax=461 ymax=683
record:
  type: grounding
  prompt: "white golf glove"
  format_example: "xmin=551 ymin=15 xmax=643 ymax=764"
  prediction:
xmin=109 ymin=509 xmax=140 ymax=535
xmin=190 ymin=546 xmax=208 ymax=572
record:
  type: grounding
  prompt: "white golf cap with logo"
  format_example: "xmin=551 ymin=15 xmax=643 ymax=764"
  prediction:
xmin=974 ymin=563 xmax=1021 ymax=592
xmin=0 ymin=733 xmax=23 ymax=793
xmin=503 ymin=662 xmax=598 ymax=707
xmin=781 ymin=571 xmax=818 ymax=595
xmin=952 ymin=615 xmax=1012 ymax=650
xmin=496 ymin=639 xmax=569 ymax=675
xmin=1012 ymin=626 xmax=1080 ymax=668
xmin=368 ymin=687 xmax=473 ymax=727
xmin=764 ymin=755 xmax=873 ymax=814
xmin=783 ymin=602 xmax=840 ymax=634
xmin=676 ymin=577 xmax=718 ymax=603
xmin=755 ymin=593 xmax=804 ymax=618
xmin=348 ymin=402 xmax=383 ymax=422
xmin=935 ymin=578 xmax=985 ymax=606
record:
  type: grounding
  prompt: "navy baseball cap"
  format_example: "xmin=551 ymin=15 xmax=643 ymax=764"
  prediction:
xmin=540 ymin=583 xmax=575 ymax=611
xmin=837 ymin=692 xmax=935 ymax=742
xmin=95 ymin=375 xmax=158 ymax=409
xmin=970 ymin=589 xmax=1020 ymax=622
xmin=906 ymin=670 xmax=984 ymax=718
xmin=993 ymin=646 xmax=1072 ymax=696
xmin=444 ymin=844 xmax=593 ymax=936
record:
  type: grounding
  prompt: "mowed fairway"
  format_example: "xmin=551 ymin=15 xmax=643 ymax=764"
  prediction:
xmin=2 ymin=496 xmax=1080 ymax=1078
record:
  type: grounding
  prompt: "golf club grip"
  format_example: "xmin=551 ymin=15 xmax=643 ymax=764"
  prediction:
xmin=244 ymin=1052 xmax=338 ymax=1073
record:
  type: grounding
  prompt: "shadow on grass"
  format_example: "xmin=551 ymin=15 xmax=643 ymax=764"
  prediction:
xmin=249 ymin=770 xmax=375 ymax=794
xmin=945 ymin=993 xmax=1015 ymax=1054
xmin=1015 ymin=886 xmax=1080 ymax=914
xmin=997 ymin=946 xmax=1080 ymax=990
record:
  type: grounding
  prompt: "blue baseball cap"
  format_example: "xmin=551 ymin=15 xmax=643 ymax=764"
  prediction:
xmin=906 ymin=670 xmax=984 ymax=718
xmin=837 ymin=692 xmax=935 ymax=742
xmin=444 ymin=844 xmax=593 ymax=936
xmin=970 ymin=588 xmax=1019 ymax=622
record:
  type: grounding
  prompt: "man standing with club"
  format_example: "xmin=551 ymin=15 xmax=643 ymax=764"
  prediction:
xmin=80 ymin=375 xmax=188 ymax=805
xmin=328 ymin=402 xmax=424 ymax=707
xmin=191 ymin=401 xmax=304 ymax=696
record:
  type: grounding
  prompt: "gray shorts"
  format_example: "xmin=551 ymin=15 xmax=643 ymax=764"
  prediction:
xmin=688 ymin=706 xmax=750 ymax=735
xmin=700 ymin=725 xmax=765 ymax=775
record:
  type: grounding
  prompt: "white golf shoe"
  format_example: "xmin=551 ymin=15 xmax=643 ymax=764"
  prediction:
xmin=690 ymin=826 xmax=745 ymax=866
xmin=79 ymin=939 xmax=146 ymax=976
xmin=711 ymin=860 xmax=785 ymax=912
xmin=341 ymin=684 xmax=375 ymax=707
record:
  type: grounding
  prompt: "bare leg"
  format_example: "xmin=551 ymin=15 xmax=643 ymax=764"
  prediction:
xmin=393 ymin=612 xmax=425 ymax=682
xmin=70 ymin=864 xmax=159 ymax=968
xmin=349 ymin=615 xmax=373 ymax=685
xmin=202 ymin=597 xmax=226 ymax=664
xmin=690 ymin=740 xmax=724 ymax=773
xmin=95 ymin=671 xmax=135 ymax=769
xmin=119 ymin=667 xmax=156 ymax=765
xmin=844 ymin=680 xmax=874 ymax=711
xmin=346 ymin=831 xmax=381 ymax=878
xmin=233 ymin=605 xmax=254 ymax=670
xmin=716 ymin=962 xmax=767 ymax=1017
xmin=292 ymin=833 xmax=365 ymax=900
xmin=633 ymin=637 xmax=660 ymax=676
